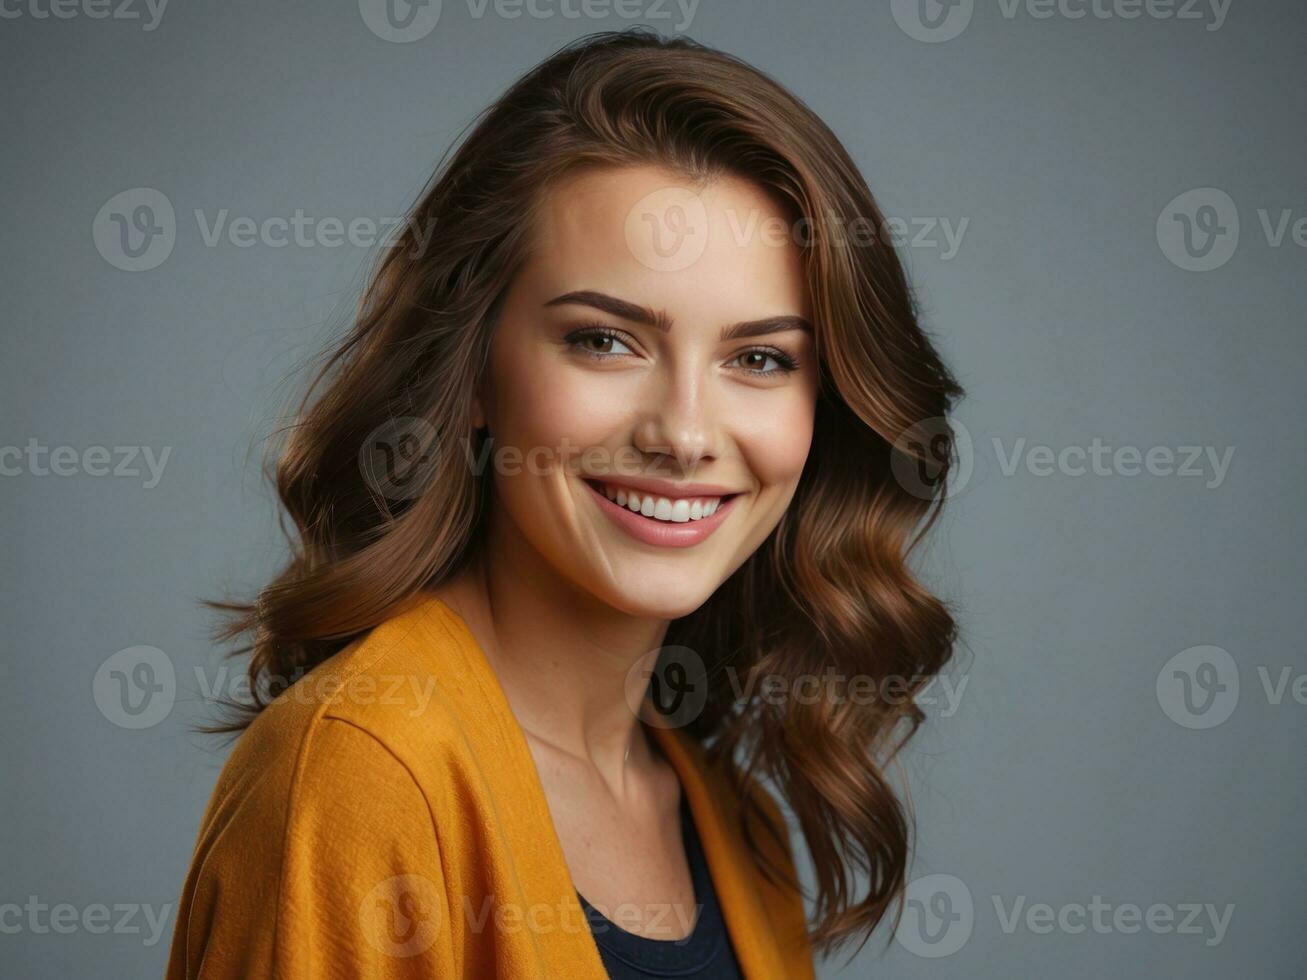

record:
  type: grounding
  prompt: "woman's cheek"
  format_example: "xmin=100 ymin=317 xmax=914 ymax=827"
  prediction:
xmin=522 ymin=387 xmax=616 ymax=466
xmin=736 ymin=391 xmax=816 ymax=488
xmin=518 ymin=367 xmax=640 ymax=464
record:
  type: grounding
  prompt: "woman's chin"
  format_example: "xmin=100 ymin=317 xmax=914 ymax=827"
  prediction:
xmin=589 ymin=577 xmax=715 ymax=622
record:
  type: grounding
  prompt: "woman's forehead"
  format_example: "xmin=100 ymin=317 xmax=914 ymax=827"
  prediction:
xmin=523 ymin=165 xmax=811 ymax=323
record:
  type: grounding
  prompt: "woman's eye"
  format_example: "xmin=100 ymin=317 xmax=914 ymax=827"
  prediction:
xmin=565 ymin=327 xmax=799 ymax=377
xmin=565 ymin=328 xmax=635 ymax=359
xmin=731 ymin=348 xmax=799 ymax=376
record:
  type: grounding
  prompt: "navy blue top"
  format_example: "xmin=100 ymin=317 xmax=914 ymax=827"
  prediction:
xmin=577 ymin=795 xmax=745 ymax=978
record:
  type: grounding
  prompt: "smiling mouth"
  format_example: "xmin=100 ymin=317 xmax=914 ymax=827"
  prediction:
xmin=581 ymin=478 xmax=741 ymax=524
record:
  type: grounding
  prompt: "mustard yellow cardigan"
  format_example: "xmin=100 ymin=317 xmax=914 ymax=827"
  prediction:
xmin=166 ymin=591 xmax=815 ymax=978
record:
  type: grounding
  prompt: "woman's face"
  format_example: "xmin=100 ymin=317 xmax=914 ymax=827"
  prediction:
xmin=473 ymin=164 xmax=818 ymax=619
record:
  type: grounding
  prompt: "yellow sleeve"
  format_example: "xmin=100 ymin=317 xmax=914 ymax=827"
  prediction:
xmin=167 ymin=716 xmax=457 ymax=979
xmin=747 ymin=782 xmax=816 ymax=978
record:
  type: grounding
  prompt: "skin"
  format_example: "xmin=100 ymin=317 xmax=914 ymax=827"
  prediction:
xmin=434 ymin=163 xmax=817 ymax=939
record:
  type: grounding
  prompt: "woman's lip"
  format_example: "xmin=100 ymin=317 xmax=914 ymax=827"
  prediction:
xmin=581 ymin=478 xmax=739 ymax=549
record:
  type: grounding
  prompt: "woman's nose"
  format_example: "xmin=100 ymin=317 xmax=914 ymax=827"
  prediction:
xmin=631 ymin=379 xmax=717 ymax=473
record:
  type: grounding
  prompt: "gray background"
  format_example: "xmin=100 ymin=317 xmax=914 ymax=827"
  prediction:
xmin=2 ymin=0 xmax=1303 ymax=976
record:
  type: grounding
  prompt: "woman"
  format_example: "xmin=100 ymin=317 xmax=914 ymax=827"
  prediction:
xmin=166 ymin=28 xmax=965 ymax=979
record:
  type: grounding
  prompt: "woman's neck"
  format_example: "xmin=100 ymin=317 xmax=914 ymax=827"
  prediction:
xmin=435 ymin=528 xmax=671 ymax=792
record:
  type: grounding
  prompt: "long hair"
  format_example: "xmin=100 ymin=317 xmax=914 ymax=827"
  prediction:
xmin=201 ymin=28 xmax=965 ymax=961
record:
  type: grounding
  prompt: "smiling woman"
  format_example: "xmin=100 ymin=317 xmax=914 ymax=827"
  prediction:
xmin=470 ymin=164 xmax=820 ymax=616
xmin=167 ymin=27 xmax=965 ymax=980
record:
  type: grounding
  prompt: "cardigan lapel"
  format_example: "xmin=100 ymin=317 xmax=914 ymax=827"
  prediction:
xmin=414 ymin=594 xmax=611 ymax=978
xmin=413 ymin=593 xmax=787 ymax=978
xmin=648 ymin=722 xmax=792 ymax=978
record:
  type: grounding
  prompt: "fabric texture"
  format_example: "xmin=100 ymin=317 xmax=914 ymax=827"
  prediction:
xmin=165 ymin=591 xmax=815 ymax=979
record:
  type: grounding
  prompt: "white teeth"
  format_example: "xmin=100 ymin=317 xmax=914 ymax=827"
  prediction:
xmin=597 ymin=482 xmax=725 ymax=523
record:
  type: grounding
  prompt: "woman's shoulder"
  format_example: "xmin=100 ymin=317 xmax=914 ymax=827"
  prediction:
xmin=255 ymin=600 xmax=456 ymax=738
xmin=192 ymin=593 xmax=488 ymax=844
xmin=169 ymin=597 xmax=477 ymax=978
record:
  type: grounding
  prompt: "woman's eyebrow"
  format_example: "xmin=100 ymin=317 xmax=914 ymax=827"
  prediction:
xmin=544 ymin=290 xmax=812 ymax=341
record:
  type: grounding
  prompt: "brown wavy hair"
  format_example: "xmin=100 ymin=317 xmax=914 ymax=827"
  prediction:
xmin=201 ymin=28 xmax=965 ymax=963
